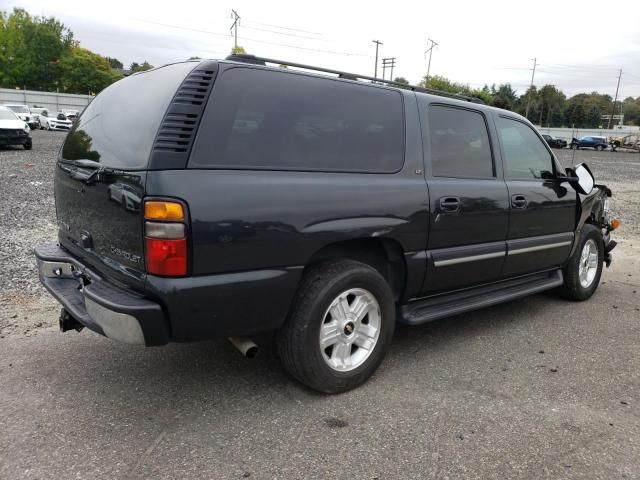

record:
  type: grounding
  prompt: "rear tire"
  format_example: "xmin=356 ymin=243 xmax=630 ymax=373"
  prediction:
xmin=277 ymin=260 xmax=395 ymax=393
xmin=558 ymin=224 xmax=603 ymax=301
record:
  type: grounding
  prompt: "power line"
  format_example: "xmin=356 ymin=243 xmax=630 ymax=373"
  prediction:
xmin=131 ymin=18 xmax=369 ymax=57
xmin=242 ymin=20 xmax=323 ymax=36
xmin=242 ymin=24 xmax=323 ymax=40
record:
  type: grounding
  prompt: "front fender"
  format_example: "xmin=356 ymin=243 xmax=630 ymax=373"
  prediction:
xmin=569 ymin=184 xmax=611 ymax=258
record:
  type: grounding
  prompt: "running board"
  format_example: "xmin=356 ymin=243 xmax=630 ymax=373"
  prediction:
xmin=400 ymin=270 xmax=563 ymax=325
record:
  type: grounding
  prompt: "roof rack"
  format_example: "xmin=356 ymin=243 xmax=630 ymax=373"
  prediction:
xmin=225 ymin=54 xmax=484 ymax=104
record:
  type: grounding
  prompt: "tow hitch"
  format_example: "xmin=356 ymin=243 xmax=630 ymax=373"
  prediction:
xmin=59 ymin=309 xmax=84 ymax=333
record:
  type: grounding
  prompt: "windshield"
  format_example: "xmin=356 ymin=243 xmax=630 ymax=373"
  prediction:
xmin=6 ymin=105 xmax=29 ymax=113
xmin=0 ymin=109 xmax=19 ymax=120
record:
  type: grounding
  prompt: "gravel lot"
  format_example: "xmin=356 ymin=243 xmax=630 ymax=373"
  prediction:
xmin=0 ymin=130 xmax=639 ymax=337
xmin=0 ymin=131 xmax=639 ymax=478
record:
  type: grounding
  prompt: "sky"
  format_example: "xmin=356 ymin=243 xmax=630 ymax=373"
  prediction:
xmin=7 ymin=0 xmax=640 ymax=98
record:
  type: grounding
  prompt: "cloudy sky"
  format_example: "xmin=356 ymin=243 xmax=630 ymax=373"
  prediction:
xmin=7 ymin=0 xmax=640 ymax=98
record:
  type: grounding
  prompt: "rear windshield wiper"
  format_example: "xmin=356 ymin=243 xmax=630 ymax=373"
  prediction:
xmin=61 ymin=159 xmax=104 ymax=185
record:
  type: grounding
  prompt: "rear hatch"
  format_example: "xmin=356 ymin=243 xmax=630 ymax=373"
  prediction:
xmin=55 ymin=61 xmax=198 ymax=290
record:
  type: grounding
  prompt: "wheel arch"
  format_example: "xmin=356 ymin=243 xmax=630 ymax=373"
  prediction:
xmin=304 ymin=237 xmax=407 ymax=301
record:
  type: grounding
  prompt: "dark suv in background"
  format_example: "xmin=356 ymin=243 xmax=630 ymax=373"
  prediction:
xmin=35 ymin=55 xmax=619 ymax=393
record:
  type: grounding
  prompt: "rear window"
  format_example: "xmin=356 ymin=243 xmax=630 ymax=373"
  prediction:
xmin=61 ymin=62 xmax=197 ymax=169
xmin=189 ymin=67 xmax=404 ymax=173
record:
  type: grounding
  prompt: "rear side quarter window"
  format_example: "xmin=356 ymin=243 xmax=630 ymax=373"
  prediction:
xmin=427 ymin=105 xmax=494 ymax=179
xmin=189 ymin=67 xmax=405 ymax=173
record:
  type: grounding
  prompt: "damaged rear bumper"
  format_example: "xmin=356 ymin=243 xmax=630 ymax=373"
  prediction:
xmin=34 ymin=243 xmax=169 ymax=346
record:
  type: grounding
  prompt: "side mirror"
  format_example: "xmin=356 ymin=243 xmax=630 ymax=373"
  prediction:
xmin=565 ymin=163 xmax=594 ymax=195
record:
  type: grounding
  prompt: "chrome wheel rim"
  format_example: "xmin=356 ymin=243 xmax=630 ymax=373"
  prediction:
xmin=578 ymin=239 xmax=599 ymax=289
xmin=319 ymin=288 xmax=381 ymax=372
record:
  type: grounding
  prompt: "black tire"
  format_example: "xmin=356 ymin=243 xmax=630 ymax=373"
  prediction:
xmin=23 ymin=139 xmax=32 ymax=150
xmin=596 ymin=145 xmax=604 ymax=151
xmin=558 ymin=224 xmax=604 ymax=301
xmin=277 ymin=260 xmax=395 ymax=393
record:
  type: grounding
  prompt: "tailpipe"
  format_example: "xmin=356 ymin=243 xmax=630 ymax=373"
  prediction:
xmin=228 ymin=336 xmax=259 ymax=358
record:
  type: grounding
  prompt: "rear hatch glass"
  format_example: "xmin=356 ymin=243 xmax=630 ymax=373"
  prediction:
xmin=56 ymin=61 xmax=197 ymax=289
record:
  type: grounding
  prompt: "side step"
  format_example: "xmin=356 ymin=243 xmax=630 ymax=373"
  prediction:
xmin=400 ymin=270 xmax=564 ymax=326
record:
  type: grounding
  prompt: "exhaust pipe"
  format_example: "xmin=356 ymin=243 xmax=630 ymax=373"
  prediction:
xmin=228 ymin=336 xmax=259 ymax=358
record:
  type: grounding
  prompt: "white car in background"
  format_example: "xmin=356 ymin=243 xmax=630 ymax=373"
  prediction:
xmin=3 ymin=104 xmax=38 ymax=130
xmin=0 ymin=106 xmax=32 ymax=150
xmin=47 ymin=112 xmax=73 ymax=131
xmin=30 ymin=107 xmax=50 ymax=130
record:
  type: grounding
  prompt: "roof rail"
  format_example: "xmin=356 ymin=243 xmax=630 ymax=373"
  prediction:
xmin=224 ymin=54 xmax=484 ymax=104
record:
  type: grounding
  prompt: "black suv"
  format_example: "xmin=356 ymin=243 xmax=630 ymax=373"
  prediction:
xmin=35 ymin=55 xmax=618 ymax=393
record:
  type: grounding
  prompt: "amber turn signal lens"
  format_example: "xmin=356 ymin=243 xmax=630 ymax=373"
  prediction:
xmin=610 ymin=218 xmax=621 ymax=230
xmin=144 ymin=201 xmax=184 ymax=221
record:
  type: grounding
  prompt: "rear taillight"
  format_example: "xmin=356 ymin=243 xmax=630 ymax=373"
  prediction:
xmin=144 ymin=200 xmax=188 ymax=276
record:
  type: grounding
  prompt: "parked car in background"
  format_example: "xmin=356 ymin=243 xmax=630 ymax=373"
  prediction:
xmin=64 ymin=110 xmax=81 ymax=122
xmin=0 ymin=106 xmax=32 ymax=150
xmin=3 ymin=104 xmax=38 ymax=130
xmin=47 ymin=112 xmax=73 ymax=131
xmin=30 ymin=107 xmax=50 ymax=130
xmin=107 ymin=182 xmax=142 ymax=212
xmin=570 ymin=136 xmax=608 ymax=150
xmin=541 ymin=134 xmax=567 ymax=149
xmin=609 ymin=133 xmax=640 ymax=152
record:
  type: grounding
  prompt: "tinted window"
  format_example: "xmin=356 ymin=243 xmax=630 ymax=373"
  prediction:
xmin=61 ymin=62 xmax=197 ymax=169
xmin=428 ymin=105 xmax=494 ymax=178
xmin=496 ymin=117 xmax=553 ymax=180
xmin=190 ymin=68 xmax=404 ymax=173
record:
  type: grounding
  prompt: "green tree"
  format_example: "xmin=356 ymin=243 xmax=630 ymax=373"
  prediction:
xmin=0 ymin=8 xmax=74 ymax=90
xmin=231 ymin=45 xmax=246 ymax=54
xmin=491 ymin=84 xmax=517 ymax=111
xmin=58 ymin=46 xmax=122 ymax=94
xmin=422 ymin=75 xmax=492 ymax=103
xmin=106 ymin=57 xmax=123 ymax=69
xmin=622 ymin=97 xmax=640 ymax=126
xmin=129 ymin=61 xmax=153 ymax=73
xmin=393 ymin=76 xmax=409 ymax=85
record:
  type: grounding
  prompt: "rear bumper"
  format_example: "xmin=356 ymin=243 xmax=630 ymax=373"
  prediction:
xmin=35 ymin=243 xmax=169 ymax=346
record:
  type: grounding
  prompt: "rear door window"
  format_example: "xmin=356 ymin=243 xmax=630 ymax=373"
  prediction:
xmin=427 ymin=105 xmax=494 ymax=178
xmin=190 ymin=67 xmax=405 ymax=173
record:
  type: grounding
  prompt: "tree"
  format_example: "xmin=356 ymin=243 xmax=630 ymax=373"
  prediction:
xmin=421 ymin=75 xmax=492 ymax=103
xmin=0 ymin=8 xmax=74 ymax=90
xmin=231 ymin=45 xmax=246 ymax=54
xmin=393 ymin=77 xmax=409 ymax=85
xmin=130 ymin=61 xmax=153 ymax=73
xmin=106 ymin=57 xmax=123 ymax=69
xmin=491 ymin=84 xmax=517 ymax=111
xmin=58 ymin=46 xmax=122 ymax=94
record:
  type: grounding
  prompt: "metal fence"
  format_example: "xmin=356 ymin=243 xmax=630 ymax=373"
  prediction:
xmin=0 ymin=88 xmax=93 ymax=114
xmin=536 ymin=126 xmax=640 ymax=139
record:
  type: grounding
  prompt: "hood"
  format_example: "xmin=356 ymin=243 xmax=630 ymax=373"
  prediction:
xmin=0 ymin=119 xmax=28 ymax=129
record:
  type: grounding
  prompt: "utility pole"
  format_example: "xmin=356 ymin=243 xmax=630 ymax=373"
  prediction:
xmin=608 ymin=69 xmax=622 ymax=129
xmin=424 ymin=38 xmax=438 ymax=83
xmin=381 ymin=57 xmax=396 ymax=81
xmin=525 ymin=57 xmax=537 ymax=119
xmin=230 ymin=10 xmax=241 ymax=50
xmin=372 ymin=40 xmax=383 ymax=79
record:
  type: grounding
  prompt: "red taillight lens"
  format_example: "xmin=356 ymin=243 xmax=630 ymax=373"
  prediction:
xmin=145 ymin=238 xmax=187 ymax=276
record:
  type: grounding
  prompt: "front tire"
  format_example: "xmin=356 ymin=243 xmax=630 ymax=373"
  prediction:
xmin=277 ymin=260 xmax=395 ymax=393
xmin=559 ymin=224 xmax=603 ymax=301
xmin=23 ymin=139 xmax=32 ymax=150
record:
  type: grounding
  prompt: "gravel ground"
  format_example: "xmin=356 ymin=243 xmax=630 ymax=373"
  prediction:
xmin=0 ymin=131 xmax=638 ymax=338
